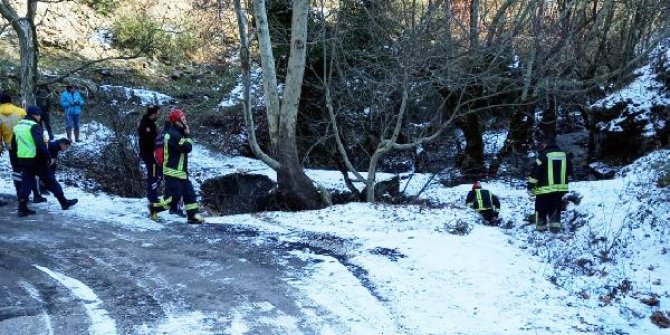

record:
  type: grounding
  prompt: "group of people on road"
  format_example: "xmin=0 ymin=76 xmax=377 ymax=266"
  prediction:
xmin=466 ymin=136 xmax=573 ymax=233
xmin=137 ymin=105 xmax=204 ymax=224
xmin=0 ymin=92 xmax=78 ymax=216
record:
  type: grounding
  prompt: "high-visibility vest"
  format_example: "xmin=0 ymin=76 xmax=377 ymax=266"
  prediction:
xmin=13 ymin=119 xmax=37 ymax=158
xmin=473 ymin=189 xmax=496 ymax=212
xmin=530 ymin=151 xmax=569 ymax=195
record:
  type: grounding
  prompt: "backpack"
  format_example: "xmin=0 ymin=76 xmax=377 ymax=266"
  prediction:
xmin=154 ymin=131 xmax=165 ymax=166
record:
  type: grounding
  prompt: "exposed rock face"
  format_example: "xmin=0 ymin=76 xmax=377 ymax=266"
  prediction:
xmin=590 ymin=41 xmax=670 ymax=164
xmin=1 ymin=1 xmax=196 ymax=59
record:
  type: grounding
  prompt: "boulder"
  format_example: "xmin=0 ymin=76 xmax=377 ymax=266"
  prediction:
xmin=201 ymin=173 xmax=277 ymax=215
xmin=588 ymin=161 xmax=619 ymax=180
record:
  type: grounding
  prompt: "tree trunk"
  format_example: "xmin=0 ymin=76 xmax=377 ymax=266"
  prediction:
xmin=252 ymin=0 xmax=281 ymax=153
xmin=489 ymin=104 xmax=535 ymax=176
xmin=16 ymin=18 xmax=38 ymax=106
xmin=458 ymin=112 xmax=485 ymax=181
xmin=469 ymin=0 xmax=480 ymax=51
xmin=275 ymin=0 xmax=323 ymax=210
xmin=0 ymin=1 xmax=39 ymax=105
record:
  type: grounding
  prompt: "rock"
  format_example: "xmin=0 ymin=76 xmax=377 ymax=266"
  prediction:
xmin=641 ymin=296 xmax=660 ymax=307
xmin=201 ymin=173 xmax=277 ymax=215
xmin=588 ymin=161 xmax=619 ymax=180
xmin=651 ymin=311 xmax=670 ymax=329
xmin=171 ymin=70 xmax=184 ymax=80
xmin=361 ymin=176 xmax=400 ymax=201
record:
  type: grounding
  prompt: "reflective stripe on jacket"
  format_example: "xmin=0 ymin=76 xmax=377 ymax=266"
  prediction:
xmin=163 ymin=124 xmax=193 ymax=180
xmin=465 ymin=189 xmax=500 ymax=212
xmin=528 ymin=145 xmax=572 ymax=195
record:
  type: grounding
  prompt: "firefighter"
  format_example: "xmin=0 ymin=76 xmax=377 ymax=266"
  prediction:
xmin=465 ymin=181 xmax=501 ymax=225
xmin=11 ymin=106 xmax=77 ymax=217
xmin=138 ymin=105 xmax=163 ymax=219
xmin=527 ymin=137 xmax=573 ymax=232
xmin=153 ymin=109 xmax=204 ymax=224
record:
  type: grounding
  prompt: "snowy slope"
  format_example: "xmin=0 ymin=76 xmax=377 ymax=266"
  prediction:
xmin=591 ymin=43 xmax=670 ymax=137
xmin=1 ymin=132 xmax=668 ymax=334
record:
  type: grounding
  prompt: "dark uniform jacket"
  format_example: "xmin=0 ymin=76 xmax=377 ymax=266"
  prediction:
xmin=527 ymin=144 xmax=573 ymax=195
xmin=138 ymin=115 xmax=158 ymax=162
xmin=10 ymin=116 xmax=51 ymax=169
xmin=163 ymin=123 xmax=193 ymax=180
xmin=465 ymin=189 xmax=501 ymax=212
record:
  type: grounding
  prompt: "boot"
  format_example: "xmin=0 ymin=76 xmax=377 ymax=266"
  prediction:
xmin=66 ymin=128 xmax=72 ymax=141
xmin=187 ymin=213 xmax=205 ymax=224
xmin=33 ymin=196 xmax=47 ymax=203
xmin=60 ymin=198 xmax=78 ymax=210
xmin=18 ymin=200 xmax=36 ymax=217
xmin=75 ymin=128 xmax=81 ymax=142
xmin=148 ymin=202 xmax=167 ymax=221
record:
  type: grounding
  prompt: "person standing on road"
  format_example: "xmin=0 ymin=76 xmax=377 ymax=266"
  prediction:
xmin=11 ymin=106 xmax=78 ymax=217
xmin=138 ymin=105 xmax=164 ymax=220
xmin=527 ymin=136 xmax=573 ymax=233
xmin=59 ymin=85 xmax=85 ymax=142
xmin=152 ymin=109 xmax=204 ymax=224
xmin=1 ymin=93 xmax=45 ymax=204
xmin=465 ymin=181 xmax=501 ymax=225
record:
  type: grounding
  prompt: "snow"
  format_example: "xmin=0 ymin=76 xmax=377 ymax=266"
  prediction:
xmin=99 ymin=85 xmax=175 ymax=106
xmin=218 ymin=67 xmax=284 ymax=109
xmin=34 ymin=265 xmax=118 ymax=335
xmin=2 ymin=127 xmax=669 ymax=333
xmin=484 ymin=129 xmax=507 ymax=155
xmin=19 ymin=282 xmax=54 ymax=335
xmin=592 ymin=42 xmax=670 ymax=137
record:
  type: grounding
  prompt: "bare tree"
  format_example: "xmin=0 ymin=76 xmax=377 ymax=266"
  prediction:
xmin=0 ymin=0 xmax=39 ymax=104
xmin=234 ymin=0 xmax=328 ymax=210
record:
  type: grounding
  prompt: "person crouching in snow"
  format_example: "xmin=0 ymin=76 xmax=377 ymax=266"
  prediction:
xmin=11 ymin=106 xmax=77 ymax=217
xmin=465 ymin=181 xmax=501 ymax=225
xmin=151 ymin=109 xmax=204 ymax=224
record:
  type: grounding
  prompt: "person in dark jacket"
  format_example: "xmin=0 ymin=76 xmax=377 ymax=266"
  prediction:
xmin=527 ymin=137 xmax=573 ymax=232
xmin=465 ymin=181 xmax=501 ymax=225
xmin=36 ymin=84 xmax=54 ymax=140
xmin=151 ymin=109 xmax=203 ymax=224
xmin=11 ymin=106 xmax=77 ymax=217
xmin=37 ymin=138 xmax=71 ymax=196
xmin=138 ymin=105 xmax=163 ymax=218
xmin=47 ymin=138 xmax=71 ymax=172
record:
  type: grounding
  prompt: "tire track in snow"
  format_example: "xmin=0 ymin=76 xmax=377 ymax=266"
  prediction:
xmin=34 ymin=265 xmax=118 ymax=335
xmin=19 ymin=282 xmax=54 ymax=335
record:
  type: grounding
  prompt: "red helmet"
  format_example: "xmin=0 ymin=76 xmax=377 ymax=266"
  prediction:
xmin=168 ymin=109 xmax=185 ymax=123
xmin=472 ymin=181 xmax=482 ymax=190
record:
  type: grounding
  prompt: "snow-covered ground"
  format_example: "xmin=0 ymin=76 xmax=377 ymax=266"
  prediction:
xmin=99 ymin=85 xmax=175 ymax=106
xmin=1 ymin=130 xmax=669 ymax=334
xmin=591 ymin=42 xmax=670 ymax=137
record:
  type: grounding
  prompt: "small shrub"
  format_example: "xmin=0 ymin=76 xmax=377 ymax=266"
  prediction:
xmin=657 ymin=161 xmax=670 ymax=188
xmin=112 ymin=15 xmax=200 ymax=63
xmin=82 ymin=0 xmax=117 ymax=16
